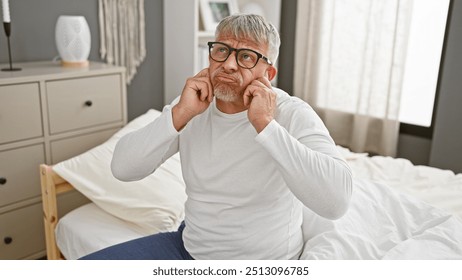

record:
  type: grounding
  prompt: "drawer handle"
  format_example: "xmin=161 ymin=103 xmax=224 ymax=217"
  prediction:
xmin=0 ymin=177 xmax=6 ymax=185
xmin=84 ymin=100 xmax=93 ymax=107
xmin=4 ymin=236 xmax=12 ymax=245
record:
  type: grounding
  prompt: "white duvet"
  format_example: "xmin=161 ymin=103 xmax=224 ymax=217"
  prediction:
xmin=337 ymin=146 xmax=462 ymax=222
xmin=300 ymin=179 xmax=462 ymax=259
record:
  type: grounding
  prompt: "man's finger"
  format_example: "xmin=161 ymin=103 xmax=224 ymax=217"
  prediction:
xmin=256 ymin=76 xmax=272 ymax=88
xmin=243 ymin=88 xmax=254 ymax=107
xmin=195 ymin=69 xmax=213 ymax=102
xmin=196 ymin=68 xmax=210 ymax=78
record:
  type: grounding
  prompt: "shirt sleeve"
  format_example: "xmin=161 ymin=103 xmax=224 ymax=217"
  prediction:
xmin=111 ymin=104 xmax=180 ymax=182
xmin=255 ymin=106 xmax=353 ymax=220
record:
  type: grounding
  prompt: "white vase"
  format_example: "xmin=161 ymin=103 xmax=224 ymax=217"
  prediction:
xmin=55 ymin=15 xmax=91 ymax=67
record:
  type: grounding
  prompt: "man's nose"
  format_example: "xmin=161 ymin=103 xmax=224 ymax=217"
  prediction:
xmin=221 ymin=51 xmax=239 ymax=70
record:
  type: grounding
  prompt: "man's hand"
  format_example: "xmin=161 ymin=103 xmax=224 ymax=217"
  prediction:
xmin=243 ymin=77 xmax=276 ymax=133
xmin=172 ymin=68 xmax=214 ymax=131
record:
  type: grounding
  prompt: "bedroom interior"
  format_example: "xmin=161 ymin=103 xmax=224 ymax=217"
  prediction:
xmin=1 ymin=0 xmax=462 ymax=261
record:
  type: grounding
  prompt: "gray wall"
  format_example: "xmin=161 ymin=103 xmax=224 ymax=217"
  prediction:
xmin=0 ymin=0 xmax=164 ymax=121
xmin=277 ymin=0 xmax=297 ymax=94
xmin=429 ymin=0 xmax=462 ymax=173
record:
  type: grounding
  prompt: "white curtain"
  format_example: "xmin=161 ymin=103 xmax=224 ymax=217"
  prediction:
xmin=294 ymin=0 xmax=413 ymax=156
xmin=98 ymin=0 xmax=146 ymax=84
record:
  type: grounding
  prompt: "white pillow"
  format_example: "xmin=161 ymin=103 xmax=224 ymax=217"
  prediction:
xmin=53 ymin=109 xmax=187 ymax=235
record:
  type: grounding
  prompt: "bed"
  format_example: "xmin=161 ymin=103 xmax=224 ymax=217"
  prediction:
xmin=40 ymin=109 xmax=462 ymax=260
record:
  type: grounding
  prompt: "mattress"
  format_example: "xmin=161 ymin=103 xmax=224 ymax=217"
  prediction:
xmin=56 ymin=203 xmax=144 ymax=260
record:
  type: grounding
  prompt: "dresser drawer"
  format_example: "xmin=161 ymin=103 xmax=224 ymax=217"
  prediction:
xmin=0 ymin=83 xmax=43 ymax=144
xmin=0 ymin=144 xmax=45 ymax=207
xmin=0 ymin=202 xmax=45 ymax=259
xmin=0 ymin=192 xmax=90 ymax=260
xmin=46 ymin=74 xmax=123 ymax=134
xmin=50 ymin=128 xmax=119 ymax=164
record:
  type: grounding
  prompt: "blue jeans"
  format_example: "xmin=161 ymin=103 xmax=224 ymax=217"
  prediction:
xmin=79 ymin=222 xmax=193 ymax=260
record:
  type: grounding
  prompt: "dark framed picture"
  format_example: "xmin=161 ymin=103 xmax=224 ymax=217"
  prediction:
xmin=200 ymin=0 xmax=239 ymax=31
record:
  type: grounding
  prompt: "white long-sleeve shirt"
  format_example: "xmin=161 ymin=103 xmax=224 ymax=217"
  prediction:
xmin=111 ymin=87 xmax=353 ymax=259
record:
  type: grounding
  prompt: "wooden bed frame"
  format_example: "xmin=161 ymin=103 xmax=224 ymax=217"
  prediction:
xmin=40 ymin=164 xmax=74 ymax=260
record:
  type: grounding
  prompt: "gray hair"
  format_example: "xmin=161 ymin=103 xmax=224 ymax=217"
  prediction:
xmin=215 ymin=14 xmax=281 ymax=64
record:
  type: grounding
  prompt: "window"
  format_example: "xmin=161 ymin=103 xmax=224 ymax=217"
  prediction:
xmin=398 ymin=0 xmax=450 ymax=127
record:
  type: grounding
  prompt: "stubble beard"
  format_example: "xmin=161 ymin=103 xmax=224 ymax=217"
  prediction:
xmin=214 ymin=85 xmax=241 ymax=102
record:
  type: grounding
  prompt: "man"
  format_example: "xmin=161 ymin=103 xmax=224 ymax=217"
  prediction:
xmin=81 ymin=14 xmax=352 ymax=260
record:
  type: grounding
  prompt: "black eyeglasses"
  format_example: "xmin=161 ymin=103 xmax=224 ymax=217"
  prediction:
xmin=207 ymin=42 xmax=272 ymax=69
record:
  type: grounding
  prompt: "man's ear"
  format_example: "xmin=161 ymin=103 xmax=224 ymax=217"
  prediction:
xmin=266 ymin=66 xmax=277 ymax=81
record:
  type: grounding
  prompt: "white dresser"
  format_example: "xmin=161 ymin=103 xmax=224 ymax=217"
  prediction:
xmin=0 ymin=61 xmax=127 ymax=259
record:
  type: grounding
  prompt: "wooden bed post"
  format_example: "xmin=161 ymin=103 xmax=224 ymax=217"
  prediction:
xmin=40 ymin=164 xmax=73 ymax=260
